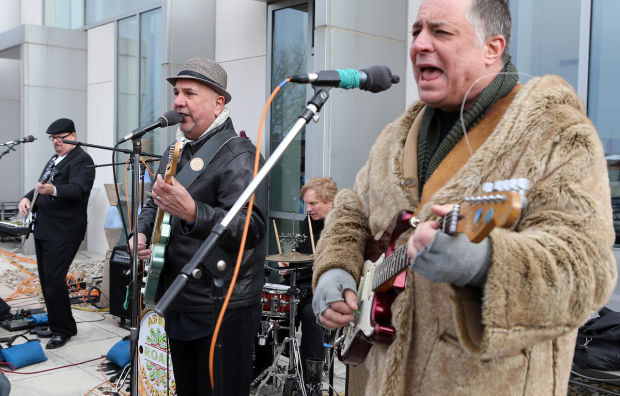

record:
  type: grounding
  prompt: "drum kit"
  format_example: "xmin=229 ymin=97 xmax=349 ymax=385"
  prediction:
xmin=253 ymin=250 xmax=329 ymax=396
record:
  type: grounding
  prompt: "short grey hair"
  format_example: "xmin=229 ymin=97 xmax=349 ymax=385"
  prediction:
xmin=467 ymin=0 xmax=512 ymax=64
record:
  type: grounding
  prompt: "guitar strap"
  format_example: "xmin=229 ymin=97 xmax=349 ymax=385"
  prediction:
xmin=409 ymin=84 xmax=522 ymax=213
xmin=366 ymin=86 xmax=523 ymax=260
xmin=174 ymin=129 xmax=238 ymax=189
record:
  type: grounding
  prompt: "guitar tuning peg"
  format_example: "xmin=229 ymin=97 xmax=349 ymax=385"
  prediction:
xmin=481 ymin=182 xmax=493 ymax=193
xmin=517 ymin=178 xmax=531 ymax=191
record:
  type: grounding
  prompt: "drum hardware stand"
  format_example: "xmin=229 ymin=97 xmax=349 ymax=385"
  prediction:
xmin=253 ymin=266 xmax=307 ymax=396
xmin=279 ymin=233 xmax=307 ymax=253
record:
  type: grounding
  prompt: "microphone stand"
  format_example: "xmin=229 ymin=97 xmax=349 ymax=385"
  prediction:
xmin=63 ymin=139 xmax=161 ymax=159
xmin=0 ymin=142 xmax=19 ymax=160
xmin=153 ymin=87 xmax=331 ymax=394
xmin=129 ymin=137 xmax=142 ymax=396
xmin=63 ymin=138 xmax=161 ymax=395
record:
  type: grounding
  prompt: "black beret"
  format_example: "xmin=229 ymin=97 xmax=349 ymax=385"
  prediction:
xmin=46 ymin=118 xmax=76 ymax=135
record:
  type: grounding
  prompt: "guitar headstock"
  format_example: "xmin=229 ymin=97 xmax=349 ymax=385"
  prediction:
xmin=449 ymin=190 xmax=523 ymax=243
xmin=163 ymin=142 xmax=182 ymax=183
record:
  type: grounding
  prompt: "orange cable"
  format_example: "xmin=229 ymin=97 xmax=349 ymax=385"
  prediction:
xmin=140 ymin=157 xmax=155 ymax=178
xmin=208 ymin=78 xmax=290 ymax=388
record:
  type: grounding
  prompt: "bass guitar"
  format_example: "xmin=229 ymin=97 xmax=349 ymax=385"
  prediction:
xmin=142 ymin=142 xmax=182 ymax=307
xmin=337 ymin=190 xmax=524 ymax=365
xmin=23 ymin=155 xmax=58 ymax=238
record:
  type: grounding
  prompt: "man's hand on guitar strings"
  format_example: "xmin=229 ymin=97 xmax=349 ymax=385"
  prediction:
xmin=18 ymin=198 xmax=31 ymax=217
xmin=128 ymin=232 xmax=151 ymax=260
xmin=318 ymin=289 xmax=358 ymax=330
xmin=152 ymin=174 xmax=197 ymax=223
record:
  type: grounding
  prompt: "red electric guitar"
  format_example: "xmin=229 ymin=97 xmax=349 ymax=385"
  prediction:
xmin=337 ymin=190 xmax=524 ymax=365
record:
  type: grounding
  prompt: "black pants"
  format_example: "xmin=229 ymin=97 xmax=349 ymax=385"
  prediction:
xmin=34 ymin=238 xmax=80 ymax=337
xmin=298 ymin=291 xmax=326 ymax=382
xmin=169 ymin=304 xmax=261 ymax=396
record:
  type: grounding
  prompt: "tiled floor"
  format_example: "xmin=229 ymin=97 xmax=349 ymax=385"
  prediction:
xmin=0 ymin=241 xmax=129 ymax=396
xmin=0 ymin=241 xmax=347 ymax=395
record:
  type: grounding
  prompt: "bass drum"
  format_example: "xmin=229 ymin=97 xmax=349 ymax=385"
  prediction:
xmin=138 ymin=309 xmax=176 ymax=395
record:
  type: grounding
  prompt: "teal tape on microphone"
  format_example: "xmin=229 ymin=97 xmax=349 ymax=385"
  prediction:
xmin=337 ymin=69 xmax=360 ymax=89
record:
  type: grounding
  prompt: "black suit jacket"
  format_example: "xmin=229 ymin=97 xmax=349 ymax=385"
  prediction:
xmin=24 ymin=146 xmax=95 ymax=242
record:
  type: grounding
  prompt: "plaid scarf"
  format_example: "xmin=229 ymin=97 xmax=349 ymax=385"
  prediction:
xmin=416 ymin=61 xmax=518 ymax=196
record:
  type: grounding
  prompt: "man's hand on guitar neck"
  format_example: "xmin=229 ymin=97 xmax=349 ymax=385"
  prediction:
xmin=406 ymin=204 xmax=453 ymax=258
xmin=36 ymin=182 xmax=55 ymax=196
xmin=128 ymin=233 xmax=151 ymax=260
xmin=407 ymin=204 xmax=492 ymax=288
xmin=151 ymin=174 xmax=197 ymax=223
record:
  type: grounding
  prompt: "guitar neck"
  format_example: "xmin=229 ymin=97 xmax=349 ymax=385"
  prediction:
xmin=150 ymin=142 xmax=181 ymax=246
xmin=370 ymin=190 xmax=523 ymax=291
xmin=30 ymin=191 xmax=40 ymax=208
xmin=372 ymin=245 xmax=410 ymax=290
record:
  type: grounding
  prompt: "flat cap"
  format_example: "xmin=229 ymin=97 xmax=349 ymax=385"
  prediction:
xmin=46 ymin=118 xmax=76 ymax=135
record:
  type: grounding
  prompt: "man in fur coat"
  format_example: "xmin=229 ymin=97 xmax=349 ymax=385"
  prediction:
xmin=312 ymin=0 xmax=618 ymax=394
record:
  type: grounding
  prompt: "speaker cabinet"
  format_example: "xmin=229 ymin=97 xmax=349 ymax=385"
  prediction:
xmin=108 ymin=246 xmax=132 ymax=321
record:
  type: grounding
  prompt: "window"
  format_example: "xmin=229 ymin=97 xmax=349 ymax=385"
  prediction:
xmin=115 ymin=9 xmax=162 ymax=232
xmin=116 ymin=8 xmax=162 ymax=158
xmin=589 ymin=0 xmax=620 ymax=244
xmin=267 ymin=2 xmax=311 ymax=255
xmin=509 ymin=0 xmax=580 ymax=87
xmin=86 ymin=0 xmax=160 ymax=26
xmin=44 ymin=0 xmax=84 ymax=29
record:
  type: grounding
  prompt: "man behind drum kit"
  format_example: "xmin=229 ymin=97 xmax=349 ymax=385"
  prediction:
xmin=257 ymin=177 xmax=337 ymax=389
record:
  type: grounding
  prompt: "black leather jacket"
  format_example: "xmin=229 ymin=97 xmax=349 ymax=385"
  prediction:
xmin=137 ymin=118 xmax=267 ymax=312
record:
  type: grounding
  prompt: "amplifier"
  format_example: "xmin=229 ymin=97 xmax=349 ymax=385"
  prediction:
xmin=109 ymin=246 xmax=133 ymax=322
xmin=0 ymin=297 xmax=10 ymax=319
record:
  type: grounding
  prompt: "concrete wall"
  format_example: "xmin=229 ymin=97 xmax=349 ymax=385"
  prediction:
xmin=86 ymin=23 xmax=115 ymax=256
xmin=311 ymin=0 xmax=409 ymax=189
xmin=215 ymin=0 xmax=267 ymax=149
xmin=0 ymin=0 xmax=21 ymax=32
xmin=21 ymin=25 xmax=87 ymax=198
xmin=160 ymin=0 xmax=216 ymax=145
xmin=0 ymin=59 xmax=22 ymax=203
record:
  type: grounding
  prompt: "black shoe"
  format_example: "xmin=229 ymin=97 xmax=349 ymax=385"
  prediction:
xmin=35 ymin=327 xmax=53 ymax=338
xmin=46 ymin=335 xmax=70 ymax=349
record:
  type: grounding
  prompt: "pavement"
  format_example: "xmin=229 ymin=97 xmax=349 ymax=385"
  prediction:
xmin=0 ymin=239 xmax=347 ymax=395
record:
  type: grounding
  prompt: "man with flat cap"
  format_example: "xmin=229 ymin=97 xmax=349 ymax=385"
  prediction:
xmin=130 ymin=58 xmax=267 ymax=396
xmin=18 ymin=118 xmax=95 ymax=349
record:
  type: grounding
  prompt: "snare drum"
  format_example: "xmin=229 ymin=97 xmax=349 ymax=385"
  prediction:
xmin=261 ymin=283 xmax=290 ymax=317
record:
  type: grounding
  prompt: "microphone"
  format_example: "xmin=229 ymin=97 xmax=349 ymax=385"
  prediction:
xmin=117 ymin=110 xmax=185 ymax=144
xmin=2 ymin=135 xmax=36 ymax=145
xmin=289 ymin=65 xmax=400 ymax=93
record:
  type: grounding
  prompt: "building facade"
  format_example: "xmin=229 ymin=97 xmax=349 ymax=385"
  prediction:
xmin=0 ymin=0 xmax=618 ymax=309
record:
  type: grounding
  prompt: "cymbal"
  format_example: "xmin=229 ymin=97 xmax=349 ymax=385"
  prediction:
xmin=265 ymin=252 xmax=314 ymax=263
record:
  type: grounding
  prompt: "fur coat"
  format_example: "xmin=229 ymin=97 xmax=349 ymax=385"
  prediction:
xmin=313 ymin=75 xmax=617 ymax=395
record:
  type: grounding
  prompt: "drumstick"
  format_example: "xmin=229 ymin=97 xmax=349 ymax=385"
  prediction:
xmin=273 ymin=219 xmax=282 ymax=254
xmin=308 ymin=215 xmax=316 ymax=254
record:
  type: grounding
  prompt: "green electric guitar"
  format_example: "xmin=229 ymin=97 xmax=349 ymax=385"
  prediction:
xmin=142 ymin=142 xmax=182 ymax=307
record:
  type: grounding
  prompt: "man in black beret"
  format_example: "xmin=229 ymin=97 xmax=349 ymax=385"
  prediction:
xmin=18 ymin=118 xmax=95 ymax=349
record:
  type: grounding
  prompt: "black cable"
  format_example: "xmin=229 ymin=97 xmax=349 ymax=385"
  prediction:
xmin=112 ymin=143 xmax=130 ymax=248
